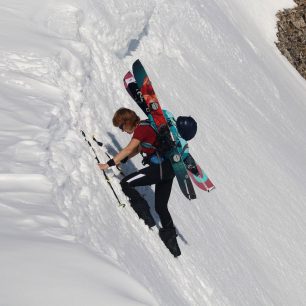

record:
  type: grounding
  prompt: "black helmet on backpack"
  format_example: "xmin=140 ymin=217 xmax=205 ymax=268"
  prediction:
xmin=176 ymin=116 xmax=197 ymax=141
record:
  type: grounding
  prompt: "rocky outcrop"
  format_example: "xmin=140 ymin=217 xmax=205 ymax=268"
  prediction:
xmin=275 ymin=0 xmax=306 ymax=79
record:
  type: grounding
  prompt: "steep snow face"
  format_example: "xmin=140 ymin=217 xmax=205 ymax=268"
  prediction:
xmin=0 ymin=0 xmax=159 ymax=305
xmin=216 ymin=0 xmax=294 ymax=42
xmin=1 ymin=0 xmax=306 ymax=305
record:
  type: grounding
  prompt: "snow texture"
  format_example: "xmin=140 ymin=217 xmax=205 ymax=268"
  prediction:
xmin=1 ymin=0 xmax=306 ymax=305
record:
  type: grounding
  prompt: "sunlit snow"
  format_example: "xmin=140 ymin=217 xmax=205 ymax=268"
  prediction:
xmin=1 ymin=0 xmax=306 ymax=305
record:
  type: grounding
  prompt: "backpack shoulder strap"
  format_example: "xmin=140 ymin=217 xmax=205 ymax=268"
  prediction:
xmin=139 ymin=119 xmax=159 ymax=133
xmin=139 ymin=119 xmax=151 ymax=126
xmin=137 ymin=120 xmax=158 ymax=150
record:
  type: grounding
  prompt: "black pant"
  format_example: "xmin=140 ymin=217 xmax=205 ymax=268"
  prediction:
xmin=120 ymin=160 xmax=175 ymax=228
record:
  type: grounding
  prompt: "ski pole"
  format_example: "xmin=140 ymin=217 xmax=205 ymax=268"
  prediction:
xmin=92 ymin=136 xmax=126 ymax=177
xmin=81 ymin=130 xmax=126 ymax=208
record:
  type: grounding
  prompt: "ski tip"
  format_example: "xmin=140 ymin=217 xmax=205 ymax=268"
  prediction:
xmin=208 ymin=186 xmax=216 ymax=192
xmin=123 ymin=70 xmax=133 ymax=80
xmin=132 ymin=59 xmax=142 ymax=68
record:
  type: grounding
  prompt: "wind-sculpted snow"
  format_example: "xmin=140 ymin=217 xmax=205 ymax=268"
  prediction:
xmin=1 ymin=0 xmax=306 ymax=305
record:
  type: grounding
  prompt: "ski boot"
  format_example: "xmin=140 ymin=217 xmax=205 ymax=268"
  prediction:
xmin=159 ymin=227 xmax=181 ymax=257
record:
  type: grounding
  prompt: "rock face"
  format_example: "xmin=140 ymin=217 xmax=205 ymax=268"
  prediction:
xmin=275 ymin=0 xmax=306 ymax=80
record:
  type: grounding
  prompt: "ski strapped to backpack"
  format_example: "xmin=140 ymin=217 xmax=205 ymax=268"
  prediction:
xmin=162 ymin=111 xmax=214 ymax=191
xmin=126 ymin=60 xmax=197 ymax=199
xmin=124 ymin=60 xmax=215 ymax=193
xmin=138 ymin=110 xmax=189 ymax=162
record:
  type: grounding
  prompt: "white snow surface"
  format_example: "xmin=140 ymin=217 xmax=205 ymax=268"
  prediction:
xmin=1 ymin=0 xmax=306 ymax=305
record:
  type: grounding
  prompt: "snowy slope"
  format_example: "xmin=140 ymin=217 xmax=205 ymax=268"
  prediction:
xmin=1 ymin=0 xmax=306 ymax=305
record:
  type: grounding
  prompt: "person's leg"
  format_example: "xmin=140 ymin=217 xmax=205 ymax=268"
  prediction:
xmin=155 ymin=177 xmax=181 ymax=256
xmin=156 ymin=179 xmax=181 ymax=257
xmin=152 ymin=161 xmax=181 ymax=257
xmin=121 ymin=161 xmax=181 ymax=256
xmin=120 ymin=165 xmax=161 ymax=227
xmin=155 ymin=178 xmax=174 ymax=228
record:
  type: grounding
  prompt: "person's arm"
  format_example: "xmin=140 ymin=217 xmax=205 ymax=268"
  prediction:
xmin=122 ymin=146 xmax=140 ymax=161
xmin=98 ymin=138 xmax=140 ymax=170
